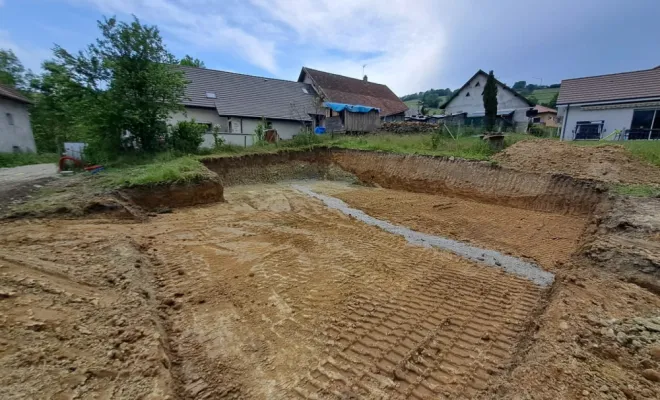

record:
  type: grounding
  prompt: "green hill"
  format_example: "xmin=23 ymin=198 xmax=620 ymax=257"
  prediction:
xmin=525 ymin=88 xmax=559 ymax=105
xmin=404 ymin=98 xmax=446 ymax=115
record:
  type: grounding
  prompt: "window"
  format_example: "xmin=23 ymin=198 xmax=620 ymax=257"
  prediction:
xmin=629 ymin=109 xmax=660 ymax=140
xmin=475 ymin=81 xmax=481 ymax=87
xmin=532 ymin=117 xmax=541 ymax=123
xmin=205 ymin=92 xmax=216 ymax=99
xmin=574 ymin=121 xmax=603 ymax=140
xmin=6 ymin=113 xmax=14 ymax=126
xmin=465 ymin=92 xmax=470 ymax=97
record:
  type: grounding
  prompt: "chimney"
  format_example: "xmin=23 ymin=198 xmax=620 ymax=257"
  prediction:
xmin=363 ymin=75 xmax=368 ymax=82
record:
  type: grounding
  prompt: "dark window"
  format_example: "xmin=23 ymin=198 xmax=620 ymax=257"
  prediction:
xmin=6 ymin=113 xmax=14 ymax=126
xmin=475 ymin=82 xmax=481 ymax=87
xmin=532 ymin=117 xmax=541 ymax=123
xmin=629 ymin=109 xmax=660 ymax=140
xmin=465 ymin=92 xmax=470 ymax=97
xmin=574 ymin=121 xmax=603 ymax=140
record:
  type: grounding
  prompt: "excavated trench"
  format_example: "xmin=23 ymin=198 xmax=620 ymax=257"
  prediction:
xmin=2 ymin=149 xmax=615 ymax=399
xmin=128 ymin=149 xmax=602 ymax=399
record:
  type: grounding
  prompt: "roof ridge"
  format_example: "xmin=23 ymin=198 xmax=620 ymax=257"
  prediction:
xmin=561 ymin=66 xmax=660 ymax=82
xmin=303 ymin=67 xmax=388 ymax=87
xmin=176 ymin=64 xmax=306 ymax=85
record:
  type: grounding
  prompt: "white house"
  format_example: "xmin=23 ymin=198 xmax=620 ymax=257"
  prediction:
xmin=439 ymin=70 xmax=534 ymax=132
xmin=0 ymin=83 xmax=36 ymax=153
xmin=557 ymin=67 xmax=660 ymax=140
xmin=170 ymin=66 xmax=322 ymax=147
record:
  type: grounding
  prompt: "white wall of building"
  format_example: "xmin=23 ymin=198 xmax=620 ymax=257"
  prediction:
xmin=444 ymin=74 xmax=530 ymax=115
xmin=558 ymin=105 xmax=634 ymax=140
xmin=0 ymin=98 xmax=36 ymax=153
xmin=169 ymin=106 xmax=306 ymax=148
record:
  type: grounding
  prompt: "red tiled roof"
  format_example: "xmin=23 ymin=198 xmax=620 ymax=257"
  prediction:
xmin=0 ymin=83 xmax=31 ymax=104
xmin=557 ymin=67 xmax=660 ymax=105
xmin=299 ymin=67 xmax=408 ymax=117
xmin=534 ymin=105 xmax=557 ymax=114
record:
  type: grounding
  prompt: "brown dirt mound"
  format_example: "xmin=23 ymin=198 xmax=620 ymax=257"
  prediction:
xmin=494 ymin=140 xmax=660 ymax=184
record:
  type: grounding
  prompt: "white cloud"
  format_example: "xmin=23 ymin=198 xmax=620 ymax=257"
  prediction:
xmin=248 ymin=0 xmax=457 ymax=94
xmin=71 ymin=0 xmax=455 ymax=94
xmin=0 ymin=30 xmax=50 ymax=72
xmin=77 ymin=0 xmax=279 ymax=73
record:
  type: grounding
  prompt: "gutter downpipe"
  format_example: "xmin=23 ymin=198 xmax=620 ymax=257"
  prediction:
xmin=560 ymin=104 xmax=570 ymax=141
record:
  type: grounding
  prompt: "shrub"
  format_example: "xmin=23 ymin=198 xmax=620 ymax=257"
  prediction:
xmin=169 ymin=120 xmax=206 ymax=153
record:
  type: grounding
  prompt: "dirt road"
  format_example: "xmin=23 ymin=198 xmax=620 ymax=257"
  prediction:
xmin=0 ymin=163 xmax=57 ymax=212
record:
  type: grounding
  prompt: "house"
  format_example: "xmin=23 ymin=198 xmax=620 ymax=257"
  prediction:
xmin=0 ymin=83 xmax=36 ymax=153
xmin=170 ymin=66 xmax=322 ymax=147
xmin=323 ymin=102 xmax=381 ymax=133
xmin=531 ymin=105 xmax=559 ymax=127
xmin=439 ymin=70 xmax=534 ymax=132
xmin=298 ymin=67 xmax=408 ymax=122
xmin=557 ymin=67 xmax=660 ymax=140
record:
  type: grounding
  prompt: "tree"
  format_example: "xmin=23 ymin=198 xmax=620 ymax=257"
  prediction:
xmin=527 ymin=95 xmax=538 ymax=106
xmin=544 ymin=92 xmax=559 ymax=109
xmin=512 ymin=80 xmax=526 ymax=91
xmin=51 ymin=16 xmax=187 ymax=155
xmin=0 ymin=49 xmax=27 ymax=89
xmin=29 ymin=61 xmax=95 ymax=152
xmin=482 ymin=70 xmax=498 ymax=132
xmin=179 ymin=55 xmax=205 ymax=68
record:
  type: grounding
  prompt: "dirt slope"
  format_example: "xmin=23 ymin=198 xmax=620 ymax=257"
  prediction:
xmin=494 ymin=140 xmax=660 ymax=184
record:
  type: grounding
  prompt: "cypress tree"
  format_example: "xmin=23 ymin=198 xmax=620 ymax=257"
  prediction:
xmin=483 ymin=70 xmax=498 ymax=132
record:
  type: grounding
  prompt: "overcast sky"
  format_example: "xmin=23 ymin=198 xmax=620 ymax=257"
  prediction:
xmin=1 ymin=0 xmax=659 ymax=95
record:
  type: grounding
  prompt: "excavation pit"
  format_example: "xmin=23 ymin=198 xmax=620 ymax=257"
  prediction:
xmin=0 ymin=150 xmax=605 ymax=399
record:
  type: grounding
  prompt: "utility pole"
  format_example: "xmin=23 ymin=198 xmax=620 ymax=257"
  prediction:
xmin=362 ymin=64 xmax=367 ymax=77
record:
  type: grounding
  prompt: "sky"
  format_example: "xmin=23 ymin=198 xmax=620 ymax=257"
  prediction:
xmin=1 ymin=0 xmax=659 ymax=96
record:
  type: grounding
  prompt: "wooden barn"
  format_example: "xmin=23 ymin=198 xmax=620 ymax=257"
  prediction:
xmin=323 ymin=102 xmax=381 ymax=133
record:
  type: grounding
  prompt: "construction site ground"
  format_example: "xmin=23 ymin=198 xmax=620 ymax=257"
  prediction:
xmin=2 ymin=144 xmax=660 ymax=399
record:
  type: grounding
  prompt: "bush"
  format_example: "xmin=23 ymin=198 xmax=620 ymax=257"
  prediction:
xmin=168 ymin=121 xmax=206 ymax=153
xmin=287 ymin=128 xmax=322 ymax=147
xmin=528 ymin=124 xmax=556 ymax=138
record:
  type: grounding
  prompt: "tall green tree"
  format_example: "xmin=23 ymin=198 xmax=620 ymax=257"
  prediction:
xmin=482 ymin=70 xmax=498 ymax=132
xmin=544 ymin=92 xmax=558 ymax=109
xmin=52 ymin=16 xmax=187 ymax=154
xmin=179 ymin=55 xmax=205 ymax=68
xmin=29 ymin=62 xmax=95 ymax=152
xmin=0 ymin=49 xmax=27 ymax=89
xmin=512 ymin=80 xmax=526 ymax=91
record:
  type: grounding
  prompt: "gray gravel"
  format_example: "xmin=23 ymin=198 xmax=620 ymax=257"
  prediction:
xmin=294 ymin=184 xmax=555 ymax=287
xmin=0 ymin=163 xmax=58 ymax=184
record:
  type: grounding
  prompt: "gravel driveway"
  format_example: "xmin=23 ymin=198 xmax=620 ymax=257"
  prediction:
xmin=0 ymin=163 xmax=58 ymax=212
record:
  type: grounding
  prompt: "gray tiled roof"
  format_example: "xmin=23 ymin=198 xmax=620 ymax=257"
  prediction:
xmin=557 ymin=67 xmax=660 ymax=105
xmin=177 ymin=65 xmax=319 ymax=121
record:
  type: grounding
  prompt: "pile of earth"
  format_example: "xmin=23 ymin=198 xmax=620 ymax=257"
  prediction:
xmin=494 ymin=140 xmax=660 ymax=185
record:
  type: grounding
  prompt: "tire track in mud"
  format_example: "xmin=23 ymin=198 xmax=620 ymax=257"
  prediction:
xmin=118 ymin=185 xmax=550 ymax=399
xmin=292 ymin=257 xmax=542 ymax=399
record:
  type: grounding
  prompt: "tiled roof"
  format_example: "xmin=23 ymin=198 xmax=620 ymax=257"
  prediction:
xmin=534 ymin=105 xmax=557 ymax=114
xmin=557 ymin=67 xmax=660 ymax=105
xmin=299 ymin=67 xmax=408 ymax=117
xmin=0 ymin=83 xmax=31 ymax=104
xmin=177 ymin=66 xmax=319 ymax=121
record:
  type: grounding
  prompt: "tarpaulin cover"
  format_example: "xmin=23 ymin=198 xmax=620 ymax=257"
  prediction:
xmin=324 ymin=102 xmax=380 ymax=114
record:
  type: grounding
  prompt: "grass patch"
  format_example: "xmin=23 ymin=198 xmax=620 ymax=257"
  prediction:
xmin=0 ymin=153 xmax=59 ymax=168
xmin=325 ymin=133 xmax=531 ymax=161
xmin=611 ymin=183 xmax=660 ymax=198
xmin=101 ymin=156 xmax=208 ymax=188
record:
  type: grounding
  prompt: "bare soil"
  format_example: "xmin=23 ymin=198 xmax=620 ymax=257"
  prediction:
xmin=2 ymin=147 xmax=660 ymax=399
xmin=494 ymin=140 xmax=660 ymax=184
xmin=1 ymin=182 xmax=557 ymax=399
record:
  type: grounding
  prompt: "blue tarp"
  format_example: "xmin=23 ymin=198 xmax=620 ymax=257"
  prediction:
xmin=324 ymin=102 xmax=380 ymax=114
